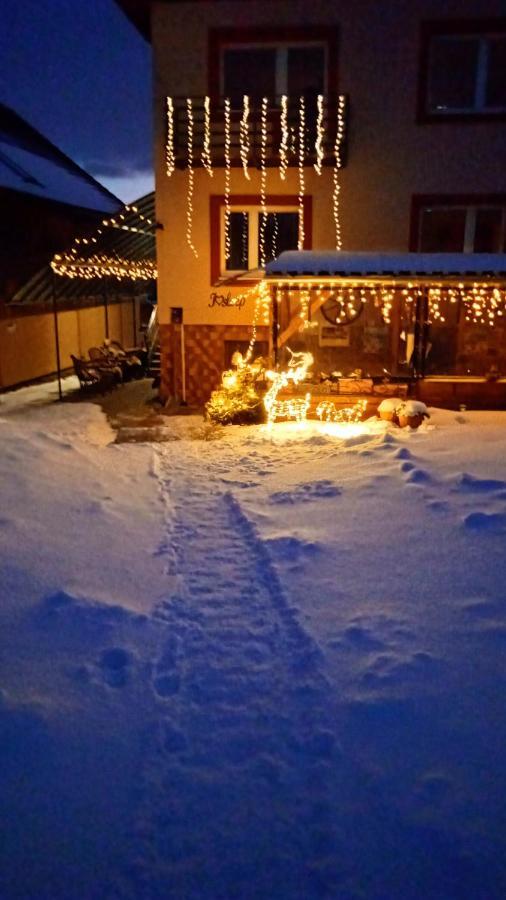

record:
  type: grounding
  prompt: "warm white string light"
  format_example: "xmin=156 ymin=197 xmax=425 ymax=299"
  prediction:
xmin=186 ymin=98 xmax=198 ymax=258
xmin=224 ymin=97 xmax=232 ymax=261
xmin=165 ymin=96 xmax=175 ymax=177
xmin=279 ymin=95 xmax=289 ymax=181
xmin=202 ymin=95 xmax=213 ymax=177
xmin=239 ymin=95 xmax=251 ymax=180
xmin=271 ymin=213 xmax=279 ymax=262
xmin=314 ymin=94 xmax=325 ymax=175
xmin=333 ymin=96 xmax=346 ymax=250
xmin=259 ymin=96 xmax=268 ymax=268
xmin=298 ymin=95 xmax=306 ymax=251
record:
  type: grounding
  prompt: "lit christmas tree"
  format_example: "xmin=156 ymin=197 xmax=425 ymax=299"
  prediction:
xmin=205 ymin=352 xmax=266 ymax=425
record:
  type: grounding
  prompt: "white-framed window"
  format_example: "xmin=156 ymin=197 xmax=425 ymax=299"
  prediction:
xmin=221 ymin=44 xmax=327 ymax=106
xmin=426 ymin=31 xmax=506 ymax=114
xmin=221 ymin=206 xmax=300 ymax=275
xmin=418 ymin=203 xmax=506 ymax=252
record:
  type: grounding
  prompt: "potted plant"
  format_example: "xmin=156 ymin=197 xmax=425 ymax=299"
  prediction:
xmin=397 ymin=400 xmax=430 ymax=429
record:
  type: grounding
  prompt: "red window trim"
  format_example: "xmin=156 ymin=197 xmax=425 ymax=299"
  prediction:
xmin=409 ymin=192 xmax=506 ymax=250
xmin=417 ymin=18 xmax=506 ymax=124
xmin=210 ymin=193 xmax=313 ymax=286
xmin=208 ymin=26 xmax=339 ymax=102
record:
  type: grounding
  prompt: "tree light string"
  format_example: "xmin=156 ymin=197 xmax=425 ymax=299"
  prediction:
xmin=279 ymin=95 xmax=289 ymax=181
xmin=239 ymin=95 xmax=251 ymax=180
xmin=297 ymin=95 xmax=306 ymax=251
xmin=314 ymin=94 xmax=325 ymax=175
xmin=224 ymin=98 xmax=232 ymax=261
xmin=333 ymin=95 xmax=346 ymax=251
xmin=186 ymin=98 xmax=198 ymax=258
xmin=259 ymin=97 xmax=268 ymax=268
xmin=165 ymin=96 xmax=175 ymax=177
xmin=202 ymin=95 xmax=213 ymax=176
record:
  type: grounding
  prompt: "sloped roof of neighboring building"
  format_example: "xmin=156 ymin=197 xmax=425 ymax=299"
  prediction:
xmin=9 ymin=192 xmax=156 ymax=307
xmin=265 ymin=251 xmax=506 ymax=278
xmin=0 ymin=103 xmax=122 ymax=214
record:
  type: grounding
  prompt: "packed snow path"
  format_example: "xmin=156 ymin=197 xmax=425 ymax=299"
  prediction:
xmin=130 ymin=448 xmax=346 ymax=898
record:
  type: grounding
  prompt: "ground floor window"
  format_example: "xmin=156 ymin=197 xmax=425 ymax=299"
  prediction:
xmin=210 ymin=194 xmax=311 ymax=284
xmin=223 ymin=207 xmax=299 ymax=274
xmin=412 ymin=195 xmax=506 ymax=253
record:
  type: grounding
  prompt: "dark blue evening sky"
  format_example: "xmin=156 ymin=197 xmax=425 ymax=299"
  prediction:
xmin=0 ymin=0 xmax=153 ymax=201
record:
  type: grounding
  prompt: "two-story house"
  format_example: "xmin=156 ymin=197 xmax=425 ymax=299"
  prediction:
xmin=117 ymin=0 xmax=506 ymax=408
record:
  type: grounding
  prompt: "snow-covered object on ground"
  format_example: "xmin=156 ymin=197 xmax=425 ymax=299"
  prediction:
xmin=2 ymin=381 xmax=506 ymax=898
xmin=378 ymin=397 xmax=404 ymax=414
xmin=400 ymin=399 xmax=430 ymax=418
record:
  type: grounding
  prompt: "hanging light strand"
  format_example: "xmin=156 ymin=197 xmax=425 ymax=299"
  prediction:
xmin=239 ymin=95 xmax=251 ymax=180
xmin=186 ymin=98 xmax=198 ymax=258
xmin=224 ymin=97 xmax=232 ymax=261
xmin=298 ymin=95 xmax=306 ymax=251
xmin=165 ymin=96 xmax=175 ymax=177
xmin=333 ymin=95 xmax=346 ymax=250
xmin=279 ymin=94 xmax=289 ymax=180
xmin=271 ymin=213 xmax=279 ymax=263
xmin=201 ymin=95 xmax=213 ymax=176
xmin=314 ymin=94 xmax=325 ymax=175
xmin=259 ymin=96 xmax=268 ymax=268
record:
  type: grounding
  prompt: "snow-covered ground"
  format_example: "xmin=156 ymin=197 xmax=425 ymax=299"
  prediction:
xmin=1 ymin=380 xmax=506 ymax=899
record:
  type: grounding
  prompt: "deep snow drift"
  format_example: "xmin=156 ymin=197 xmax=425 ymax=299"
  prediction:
xmin=1 ymin=380 xmax=506 ymax=899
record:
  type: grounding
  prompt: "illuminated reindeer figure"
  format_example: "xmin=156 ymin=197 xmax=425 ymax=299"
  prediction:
xmin=264 ymin=348 xmax=314 ymax=424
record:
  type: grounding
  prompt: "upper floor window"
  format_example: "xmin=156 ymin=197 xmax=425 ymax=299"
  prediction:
xmin=209 ymin=27 xmax=338 ymax=106
xmin=222 ymin=45 xmax=326 ymax=106
xmin=412 ymin=195 xmax=506 ymax=252
xmin=420 ymin=20 xmax=506 ymax=118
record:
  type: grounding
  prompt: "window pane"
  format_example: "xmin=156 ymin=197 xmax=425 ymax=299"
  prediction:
xmin=225 ymin=212 xmax=249 ymax=271
xmin=428 ymin=37 xmax=479 ymax=111
xmin=259 ymin=212 xmax=299 ymax=264
xmin=474 ymin=208 xmax=503 ymax=252
xmin=223 ymin=49 xmax=276 ymax=104
xmin=419 ymin=208 xmax=467 ymax=252
xmin=287 ymin=46 xmax=325 ymax=98
xmin=486 ymin=37 xmax=506 ymax=108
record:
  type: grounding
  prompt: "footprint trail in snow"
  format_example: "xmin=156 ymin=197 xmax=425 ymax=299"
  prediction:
xmin=126 ymin=449 xmax=346 ymax=899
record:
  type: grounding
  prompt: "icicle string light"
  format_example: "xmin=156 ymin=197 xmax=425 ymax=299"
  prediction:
xmin=333 ymin=96 xmax=346 ymax=250
xmin=279 ymin=95 xmax=289 ymax=181
xmin=239 ymin=95 xmax=251 ymax=180
xmin=224 ymin=98 xmax=232 ymax=261
xmin=202 ymin=95 xmax=213 ymax=177
xmin=186 ymin=98 xmax=198 ymax=258
xmin=165 ymin=96 xmax=175 ymax=177
xmin=314 ymin=94 xmax=325 ymax=175
xmin=259 ymin=97 xmax=268 ymax=268
xmin=297 ymin=95 xmax=306 ymax=251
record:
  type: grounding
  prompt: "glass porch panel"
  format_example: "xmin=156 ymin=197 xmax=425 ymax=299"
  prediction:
xmin=277 ymin=292 xmax=403 ymax=380
xmin=425 ymin=297 xmax=506 ymax=377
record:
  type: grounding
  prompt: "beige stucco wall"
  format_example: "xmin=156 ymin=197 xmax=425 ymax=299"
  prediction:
xmin=152 ymin=0 xmax=506 ymax=330
xmin=0 ymin=301 xmax=135 ymax=389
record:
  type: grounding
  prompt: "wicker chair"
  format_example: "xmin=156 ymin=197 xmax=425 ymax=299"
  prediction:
xmin=71 ymin=355 xmax=116 ymax=393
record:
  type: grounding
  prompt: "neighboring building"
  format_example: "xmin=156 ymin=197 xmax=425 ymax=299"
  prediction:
xmin=117 ymin=0 xmax=506 ymax=405
xmin=0 ymin=102 xmax=127 ymax=389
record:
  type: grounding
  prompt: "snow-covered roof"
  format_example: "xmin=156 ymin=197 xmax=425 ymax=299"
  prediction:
xmin=265 ymin=251 xmax=506 ymax=278
xmin=0 ymin=103 xmax=121 ymax=214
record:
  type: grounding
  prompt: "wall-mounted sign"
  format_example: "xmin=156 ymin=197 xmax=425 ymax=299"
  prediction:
xmin=319 ymin=324 xmax=350 ymax=347
xmin=209 ymin=291 xmax=246 ymax=309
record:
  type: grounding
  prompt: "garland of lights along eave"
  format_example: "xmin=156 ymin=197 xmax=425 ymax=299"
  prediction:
xmin=51 ymin=206 xmax=157 ymax=280
xmin=164 ymin=94 xmax=347 ymax=357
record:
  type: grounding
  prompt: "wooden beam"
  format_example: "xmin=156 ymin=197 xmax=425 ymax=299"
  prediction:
xmin=278 ymin=294 xmax=327 ymax=347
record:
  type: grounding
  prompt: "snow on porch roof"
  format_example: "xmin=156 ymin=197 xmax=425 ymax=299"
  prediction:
xmin=265 ymin=251 xmax=506 ymax=278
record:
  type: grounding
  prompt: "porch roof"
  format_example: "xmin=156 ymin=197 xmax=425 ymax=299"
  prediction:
xmin=265 ymin=251 xmax=506 ymax=279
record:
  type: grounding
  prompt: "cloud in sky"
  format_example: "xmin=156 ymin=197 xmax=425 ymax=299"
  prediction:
xmin=98 ymin=169 xmax=155 ymax=204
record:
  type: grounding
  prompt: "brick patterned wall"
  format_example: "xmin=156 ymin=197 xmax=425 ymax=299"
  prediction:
xmin=159 ymin=323 xmax=270 ymax=406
